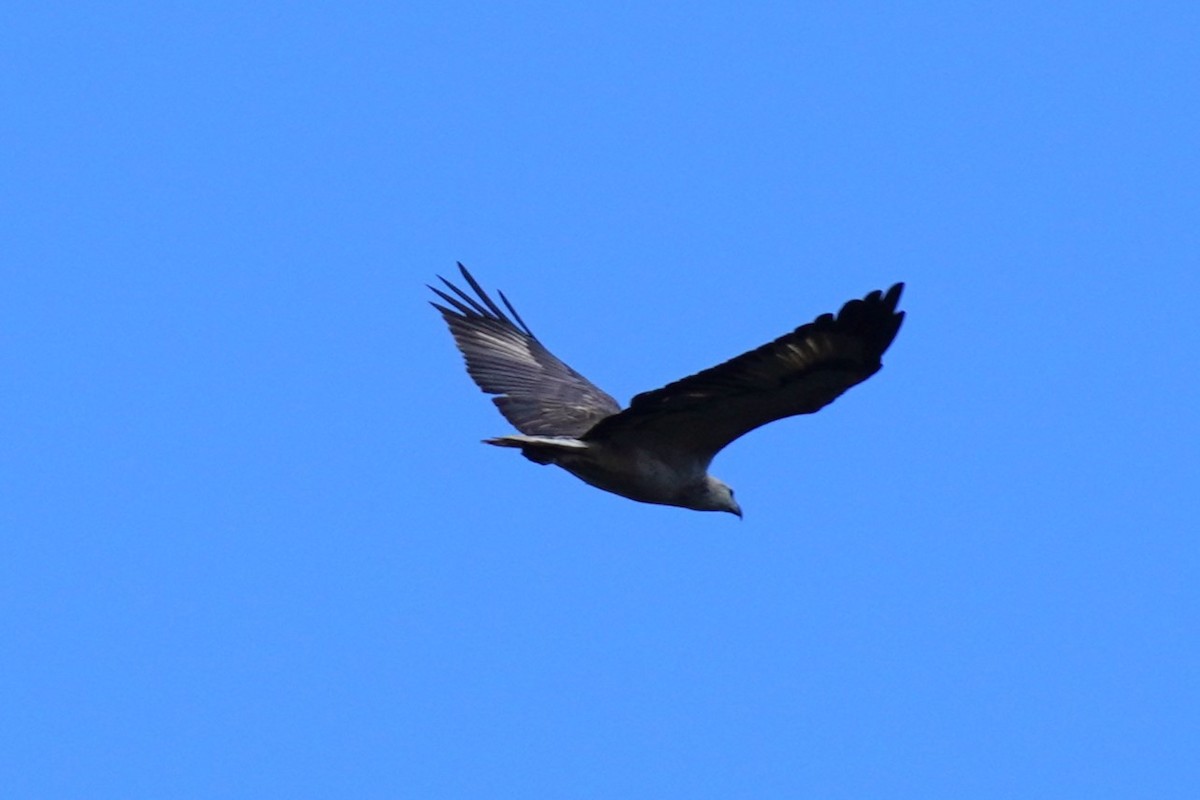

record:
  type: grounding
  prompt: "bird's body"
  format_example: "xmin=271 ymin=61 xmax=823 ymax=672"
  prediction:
xmin=484 ymin=433 xmax=723 ymax=511
xmin=430 ymin=264 xmax=905 ymax=517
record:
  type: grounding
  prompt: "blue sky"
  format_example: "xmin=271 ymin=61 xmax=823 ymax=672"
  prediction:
xmin=3 ymin=3 xmax=1198 ymax=797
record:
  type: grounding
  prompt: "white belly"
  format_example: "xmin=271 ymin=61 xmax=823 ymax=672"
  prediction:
xmin=555 ymin=443 xmax=703 ymax=507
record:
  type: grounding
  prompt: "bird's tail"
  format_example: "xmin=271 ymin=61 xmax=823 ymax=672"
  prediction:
xmin=483 ymin=435 xmax=589 ymax=465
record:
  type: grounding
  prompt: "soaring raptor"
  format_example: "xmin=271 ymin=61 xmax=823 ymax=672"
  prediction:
xmin=430 ymin=264 xmax=904 ymax=518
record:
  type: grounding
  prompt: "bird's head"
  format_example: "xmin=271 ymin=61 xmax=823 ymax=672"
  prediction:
xmin=694 ymin=476 xmax=742 ymax=519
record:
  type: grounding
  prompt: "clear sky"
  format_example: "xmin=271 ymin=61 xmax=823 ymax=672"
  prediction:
xmin=4 ymin=3 xmax=1198 ymax=798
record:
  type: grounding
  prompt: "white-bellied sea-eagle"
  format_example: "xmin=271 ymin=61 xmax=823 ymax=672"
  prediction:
xmin=430 ymin=264 xmax=904 ymax=518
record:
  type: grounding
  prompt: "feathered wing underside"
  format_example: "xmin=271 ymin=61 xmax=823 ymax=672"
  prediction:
xmin=430 ymin=263 xmax=621 ymax=437
xmin=584 ymin=283 xmax=905 ymax=463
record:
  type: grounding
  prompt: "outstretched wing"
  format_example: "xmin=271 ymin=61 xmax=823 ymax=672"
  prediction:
xmin=584 ymin=283 xmax=905 ymax=464
xmin=430 ymin=263 xmax=622 ymax=437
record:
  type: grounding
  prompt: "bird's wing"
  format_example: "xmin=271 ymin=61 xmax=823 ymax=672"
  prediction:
xmin=583 ymin=283 xmax=905 ymax=465
xmin=430 ymin=263 xmax=622 ymax=437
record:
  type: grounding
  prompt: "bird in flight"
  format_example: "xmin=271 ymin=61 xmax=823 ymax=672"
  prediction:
xmin=430 ymin=263 xmax=904 ymax=518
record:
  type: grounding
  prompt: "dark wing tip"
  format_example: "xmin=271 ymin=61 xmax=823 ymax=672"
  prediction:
xmin=428 ymin=263 xmax=536 ymax=339
xmin=805 ymin=281 xmax=906 ymax=363
xmin=863 ymin=282 xmax=905 ymax=356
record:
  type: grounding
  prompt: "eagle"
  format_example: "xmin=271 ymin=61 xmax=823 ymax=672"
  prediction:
xmin=430 ymin=263 xmax=904 ymax=518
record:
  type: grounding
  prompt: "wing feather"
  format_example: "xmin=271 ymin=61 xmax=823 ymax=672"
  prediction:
xmin=584 ymin=283 xmax=905 ymax=464
xmin=430 ymin=264 xmax=621 ymax=436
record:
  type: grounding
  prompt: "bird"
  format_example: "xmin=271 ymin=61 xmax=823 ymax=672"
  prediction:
xmin=429 ymin=263 xmax=904 ymax=518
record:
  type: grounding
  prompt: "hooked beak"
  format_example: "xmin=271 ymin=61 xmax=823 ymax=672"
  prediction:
xmin=730 ymin=503 xmax=743 ymax=520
